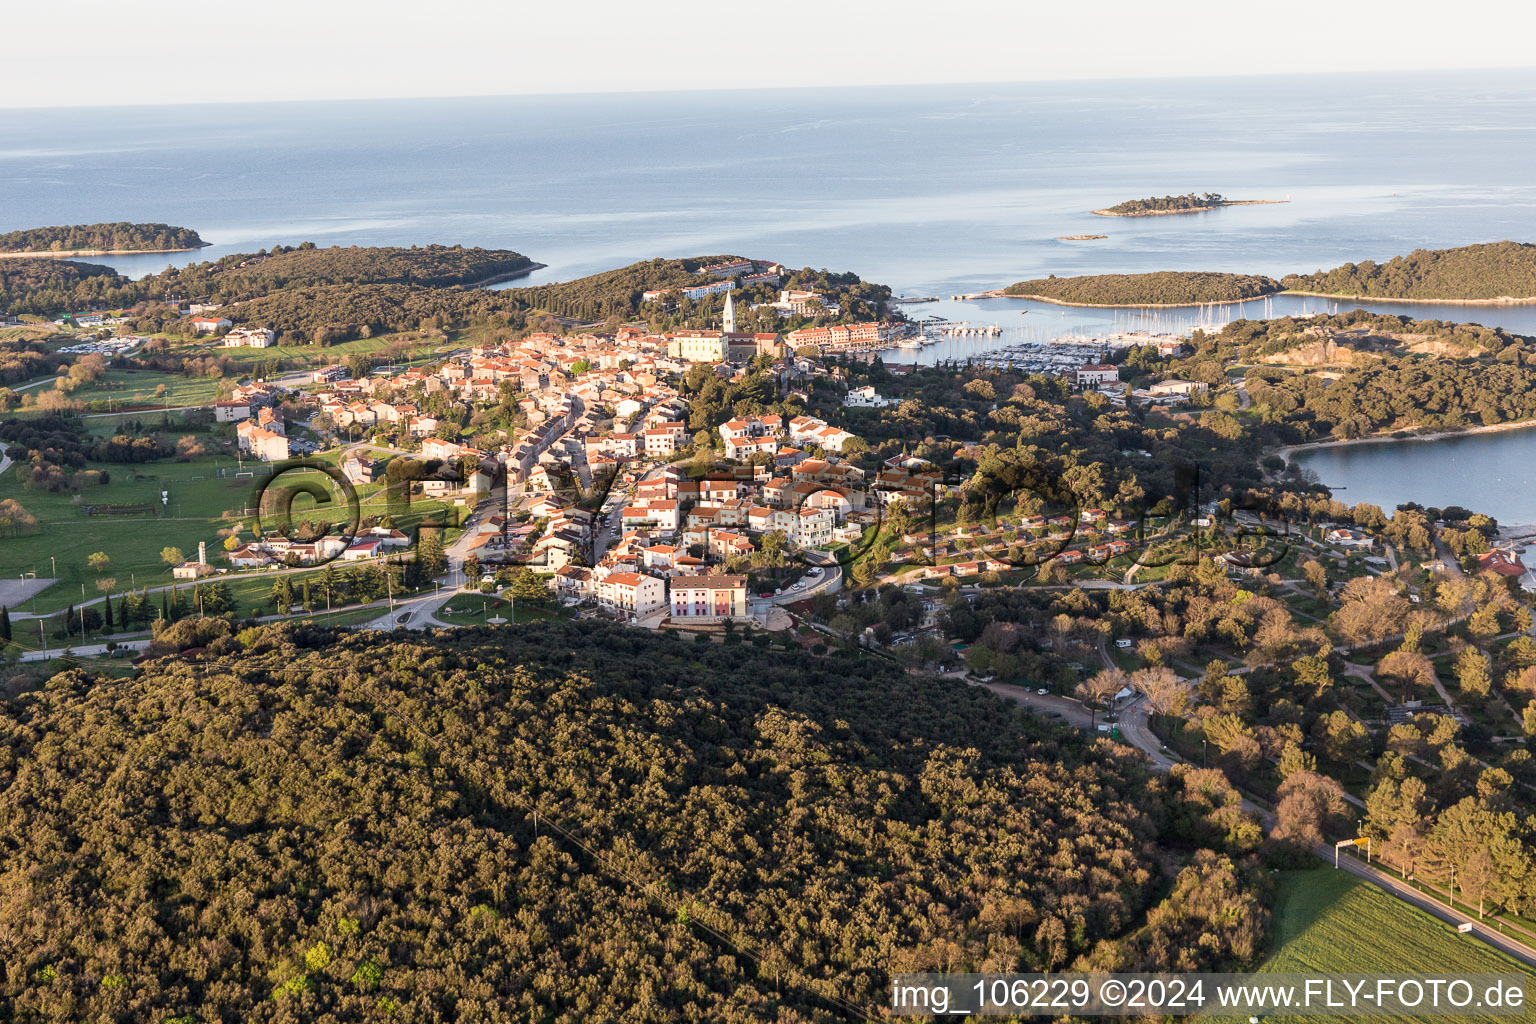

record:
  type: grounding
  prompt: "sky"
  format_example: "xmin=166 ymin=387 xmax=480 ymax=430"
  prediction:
xmin=6 ymin=0 xmax=1536 ymax=108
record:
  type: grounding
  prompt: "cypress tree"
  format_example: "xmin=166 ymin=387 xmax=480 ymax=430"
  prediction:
xmin=65 ymin=604 xmax=75 ymax=636
xmin=0 ymin=605 xmax=10 ymax=641
xmin=160 ymin=590 xmax=169 ymax=621
xmin=301 ymin=579 xmax=312 ymax=611
xmin=119 ymin=592 xmax=130 ymax=626
xmin=103 ymin=594 xmax=114 ymax=631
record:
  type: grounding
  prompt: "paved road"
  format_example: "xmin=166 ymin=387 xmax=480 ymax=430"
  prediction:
xmin=360 ymin=587 xmax=462 ymax=631
xmin=769 ymin=561 xmax=842 ymax=605
xmin=981 ymin=663 xmax=1536 ymax=968
xmin=1324 ymin=844 xmax=1536 ymax=967
xmin=20 ymin=637 xmax=151 ymax=662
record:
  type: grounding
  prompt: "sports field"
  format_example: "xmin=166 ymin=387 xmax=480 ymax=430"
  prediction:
xmin=1207 ymin=868 xmax=1534 ymax=1023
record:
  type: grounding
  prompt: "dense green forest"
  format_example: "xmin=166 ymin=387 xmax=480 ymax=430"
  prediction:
xmin=502 ymin=256 xmax=733 ymax=320
xmin=1003 ymin=271 xmax=1280 ymax=305
xmin=0 ymin=222 xmax=206 ymax=254
xmin=0 ymin=244 xmax=541 ymax=322
xmin=0 ymin=621 xmax=1271 ymax=1020
xmin=503 ymin=258 xmax=894 ymax=328
xmin=1192 ymin=312 xmax=1536 ymax=440
xmin=2 ymin=246 xmax=898 ymax=345
xmin=0 ymin=258 xmax=140 ymax=317
xmin=158 ymin=243 xmax=539 ymax=293
xmin=1095 ymin=193 xmax=1232 ymax=216
xmin=1212 ymin=310 xmax=1530 ymax=362
xmin=1280 ymin=241 xmax=1536 ymax=300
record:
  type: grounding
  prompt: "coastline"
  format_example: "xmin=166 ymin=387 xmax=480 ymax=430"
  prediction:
xmin=976 ymin=286 xmax=1536 ymax=310
xmin=990 ymin=289 xmax=1278 ymax=309
xmin=1271 ymin=417 xmax=1536 ymax=465
xmin=0 ymin=245 xmax=210 ymax=259
xmin=1277 ymin=289 xmax=1536 ymax=306
xmin=1090 ymin=199 xmax=1289 ymax=218
xmin=464 ymin=262 xmax=547 ymax=288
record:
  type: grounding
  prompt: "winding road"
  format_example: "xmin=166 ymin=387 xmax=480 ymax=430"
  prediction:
xmin=981 ymin=676 xmax=1536 ymax=969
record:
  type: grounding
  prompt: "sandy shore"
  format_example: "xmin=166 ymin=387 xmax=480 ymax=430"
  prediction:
xmin=0 ymin=246 xmax=209 ymax=259
xmin=1278 ymin=289 xmax=1536 ymax=306
xmin=1271 ymin=417 xmax=1536 ymax=465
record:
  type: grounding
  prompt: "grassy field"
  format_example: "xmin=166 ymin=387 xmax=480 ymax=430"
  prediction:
xmin=1207 ymin=868 xmax=1535 ymax=1023
xmin=0 ymin=457 xmax=254 ymax=612
xmin=435 ymin=594 xmax=562 ymax=627
xmin=63 ymin=368 xmax=225 ymax=409
xmin=0 ymin=449 xmax=462 ymax=615
xmin=195 ymin=331 xmax=457 ymax=368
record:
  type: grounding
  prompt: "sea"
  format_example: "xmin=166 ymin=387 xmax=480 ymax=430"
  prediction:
xmin=4 ymin=69 xmax=1536 ymax=524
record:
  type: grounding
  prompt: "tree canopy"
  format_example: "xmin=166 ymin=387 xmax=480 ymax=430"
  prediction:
xmin=0 ymin=620 xmax=1267 ymax=1020
xmin=1004 ymin=272 xmax=1279 ymax=306
xmin=1281 ymin=241 xmax=1536 ymax=300
xmin=0 ymin=222 xmax=205 ymax=254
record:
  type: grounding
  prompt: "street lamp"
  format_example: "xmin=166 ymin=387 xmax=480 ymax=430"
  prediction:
xmin=1202 ymin=739 xmax=1208 ymax=769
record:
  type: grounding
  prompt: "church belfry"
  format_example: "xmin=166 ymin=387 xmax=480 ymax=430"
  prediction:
xmin=722 ymin=290 xmax=736 ymax=334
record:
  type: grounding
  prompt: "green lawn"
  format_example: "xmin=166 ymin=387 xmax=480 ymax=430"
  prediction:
xmin=435 ymin=594 xmax=561 ymax=627
xmin=0 ymin=457 xmax=254 ymax=612
xmin=197 ymin=332 xmax=456 ymax=368
xmin=1207 ymin=868 xmax=1536 ymax=1023
xmin=0 ymin=450 xmax=462 ymax=615
xmin=62 ymin=368 xmax=225 ymax=410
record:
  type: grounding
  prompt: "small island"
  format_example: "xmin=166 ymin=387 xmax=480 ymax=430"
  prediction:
xmin=1002 ymin=270 xmax=1280 ymax=306
xmin=1057 ymin=234 xmax=1108 ymax=241
xmin=0 ymin=222 xmax=209 ymax=257
xmin=1091 ymin=192 xmax=1287 ymax=217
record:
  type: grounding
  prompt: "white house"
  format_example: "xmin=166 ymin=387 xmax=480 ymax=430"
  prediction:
xmin=222 ymin=326 xmax=276 ymax=348
xmin=843 ymin=385 xmax=891 ymax=408
xmin=190 ymin=315 xmax=232 ymax=334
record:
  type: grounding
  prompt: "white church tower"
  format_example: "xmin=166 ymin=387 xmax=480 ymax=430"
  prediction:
xmin=722 ymin=289 xmax=736 ymax=334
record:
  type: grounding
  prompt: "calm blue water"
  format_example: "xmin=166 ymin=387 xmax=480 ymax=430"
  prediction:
xmin=5 ymin=71 xmax=1536 ymax=520
xmin=5 ymin=71 xmax=1536 ymax=301
xmin=1293 ymin=428 xmax=1536 ymax=566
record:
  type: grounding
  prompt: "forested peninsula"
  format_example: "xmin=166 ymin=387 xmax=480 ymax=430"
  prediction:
xmin=1001 ymin=242 xmax=1536 ymax=307
xmin=1003 ymin=271 xmax=1280 ymax=306
xmin=0 ymin=621 xmax=1276 ymax=1021
xmin=1281 ymin=241 xmax=1536 ymax=301
xmin=0 ymin=246 xmax=892 ymax=347
xmin=0 ymin=222 xmax=207 ymax=255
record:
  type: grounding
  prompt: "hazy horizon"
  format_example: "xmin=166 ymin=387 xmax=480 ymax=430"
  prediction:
xmin=6 ymin=0 xmax=1536 ymax=109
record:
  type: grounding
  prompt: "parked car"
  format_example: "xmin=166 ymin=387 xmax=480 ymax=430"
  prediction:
xmin=1036 ymin=687 xmax=1049 ymax=695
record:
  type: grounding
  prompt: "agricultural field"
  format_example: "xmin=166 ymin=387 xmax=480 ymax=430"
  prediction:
xmin=1209 ymin=869 xmax=1536 ymax=1024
